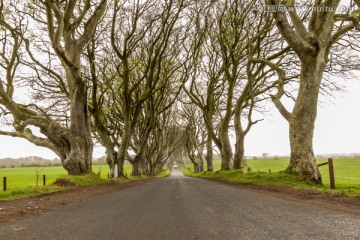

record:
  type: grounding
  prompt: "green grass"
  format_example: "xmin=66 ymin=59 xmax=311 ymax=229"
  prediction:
xmin=0 ymin=164 xmax=168 ymax=200
xmin=0 ymin=186 xmax=65 ymax=200
xmin=184 ymin=157 xmax=360 ymax=198
xmin=0 ymin=165 xmax=133 ymax=187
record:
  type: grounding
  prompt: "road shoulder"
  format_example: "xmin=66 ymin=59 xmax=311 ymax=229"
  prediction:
xmin=199 ymin=177 xmax=360 ymax=217
xmin=0 ymin=179 xmax=151 ymax=225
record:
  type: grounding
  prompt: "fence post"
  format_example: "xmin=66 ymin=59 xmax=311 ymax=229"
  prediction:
xmin=3 ymin=177 xmax=6 ymax=191
xmin=43 ymin=175 xmax=46 ymax=186
xmin=328 ymin=158 xmax=335 ymax=189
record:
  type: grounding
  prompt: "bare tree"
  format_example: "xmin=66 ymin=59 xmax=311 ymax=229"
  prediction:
xmin=0 ymin=0 xmax=107 ymax=174
xmin=264 ymin=0 xmax=360 ymax=183
xmin=185 ymin=0 xmax=291 ymax=171
xmin=109 ymin=0 xmax=188 ymax=177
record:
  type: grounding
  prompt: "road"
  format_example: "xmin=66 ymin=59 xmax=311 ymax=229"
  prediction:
xmin=0 ymin=169 xmax=360 ymax=240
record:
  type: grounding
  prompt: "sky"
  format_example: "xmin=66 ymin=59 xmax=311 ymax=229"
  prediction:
xmin=0 ymin=79 xmax=359 ymax=159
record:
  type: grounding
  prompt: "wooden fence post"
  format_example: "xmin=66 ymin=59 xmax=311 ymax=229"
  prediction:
xmin=43 ymin=175 xmax=46 ymax=186
xmin=3 ymin=177 xmax=6 ymax=191
xmin=328 ymin=158 xmax=335 ymax=189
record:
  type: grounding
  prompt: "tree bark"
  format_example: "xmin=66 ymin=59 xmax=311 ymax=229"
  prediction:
xmin=61 ymin=63 xmax=93 ymax=175
xmin=117 ymin=114 xmax=131 ymax=177
xmin=233 ymin=102 xmax=246 ymax=170
xmin=287 ymin=59 xmax=324 ymax=183
xmin=218 ymin=125 xmax=232 ymax=170
xmin=193 ymin=161 xmax=199 ymax=173
xmin=132 ymin=160 xmax=141 ymax=176
xmin=233 ymin=134 xmax=245 ymax=170
xmin=197 ymin=139 xmax=205 ymax=172
xmin=205 ymin=136 xmax=213 ymax=171
xmin=198 ymin=157 xmax=204 ymax=172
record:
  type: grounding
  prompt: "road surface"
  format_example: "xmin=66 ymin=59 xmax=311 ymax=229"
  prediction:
xmin=0 ymin=169 xmax=359 ymax=240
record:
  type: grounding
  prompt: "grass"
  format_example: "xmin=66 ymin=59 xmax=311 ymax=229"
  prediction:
xmin=183 ymin=157 xmax=360 ymax=199
xmin=0 ymin=186 xmax=65 ymax=200
xmin=0 ymin=165 xmax=133 ymax=187
xmin=0 ymin=164 xmax=169 ymax=200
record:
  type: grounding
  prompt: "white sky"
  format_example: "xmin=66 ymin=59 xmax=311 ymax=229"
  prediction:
xmin=0 ymin=79 xmax=359 ymax=159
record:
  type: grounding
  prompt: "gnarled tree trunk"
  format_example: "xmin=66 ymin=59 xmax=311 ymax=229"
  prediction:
xmin=59 ymin=53 xmax=93 ymax=174
xmin=287 ymin=59 xmax=324 ymax=183
xmin=218 ymin=125 xmax=233 ymax=170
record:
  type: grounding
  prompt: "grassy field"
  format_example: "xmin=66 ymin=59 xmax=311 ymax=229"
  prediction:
xmin=0 ymin=164 xmax=137 ymax=200
xmin=185 ymin=157 xmax=360 ymax=198
xmin=0 ymin=164 xmax=132 ymax=187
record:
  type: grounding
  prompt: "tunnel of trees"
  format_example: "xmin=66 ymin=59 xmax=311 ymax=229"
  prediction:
xmin=0 ymin=0 xmax=359 ymax=183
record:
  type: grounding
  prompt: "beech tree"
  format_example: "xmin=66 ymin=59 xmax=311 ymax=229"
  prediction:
xmin=0 ymin=0 xmax=107 ymax=174
xmin=265 ymin=0 xmax=360 ymax=183
xmin=110 ymin=0 xmax=188 ymax=177
xmin=182 ymin=104 xmax=206 ymax=172
xmin=128 ymin=73 xmax=183 ymax=176
xmin=144 ymin=108 xmax=184 ymax=175
xmin=185 ymin=0 xmax=291 ymax=171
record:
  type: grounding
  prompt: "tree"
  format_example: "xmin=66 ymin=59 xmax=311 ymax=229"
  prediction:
xmin=86 ymin=28 xmax=119 ymax=178
xmin=0 ymin=0 xmax=107 ymax=174
xmin=265 ymin=0 xmax=360 ymax=183
xmin=182 ymin=104 xmax=206 ymax=173
xmin=144 ymin=109 xmax=184 ymax=175
xmin=128 ymin=71 xmax=183 ymax=176
xmin=185 ymin=0 xmax=290 ymax=171
xmin=110 ymin=0 xmax=188 ymax=177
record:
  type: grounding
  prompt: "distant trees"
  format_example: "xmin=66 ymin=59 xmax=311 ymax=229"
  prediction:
xmin=182 ymin=104 xmax=206 ymax=173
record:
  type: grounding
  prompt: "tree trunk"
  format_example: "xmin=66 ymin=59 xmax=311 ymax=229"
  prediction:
xmin=233 ymin=134 xmax=245 ymax=170
xmin=132 ymin=160 xmax=140 ymax=176
xmin=117 ymin=114 xmax=131 ymax=177
xmin=106 ymin=148 xmax=116 ymax=178
xmin=62 ymin=68 xmax=93 ymax=175
xmin=218 ymin=125 xmax=232 ymax=170
xmin=193 ymin=162 xmax=199 ymax=173
xmin=198 ymin=158 xmax=204 ymax=172
xmin=197 ymin=143 xmax=205 ymax=172
xmin=140 ymin=156 xmax=147 ymax=175
xmin=205 ymin=136 xmax=213 ymax=171
xmin=150 ymin=163 xmax=159 ymax=176
xmin=287 ymin=59 xmax=324 ymax=183
xmin=93 ymin=127 xmax=116 ymax=178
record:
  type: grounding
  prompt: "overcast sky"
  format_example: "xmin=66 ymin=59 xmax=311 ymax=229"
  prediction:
xmin=0 ymin=79 xmax=359 ymax=159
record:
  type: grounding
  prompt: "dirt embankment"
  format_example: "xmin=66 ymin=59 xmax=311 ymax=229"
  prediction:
xmin=0 ymin=179 xmax=150 ymax=225
xmin=206 ymin=178 xmax=360 ymax=216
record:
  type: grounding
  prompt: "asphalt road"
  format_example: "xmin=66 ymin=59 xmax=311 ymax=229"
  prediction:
xmin=1 ymin=169 xmax=360 ymax=240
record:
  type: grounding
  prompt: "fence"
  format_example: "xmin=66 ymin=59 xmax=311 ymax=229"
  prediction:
xmin=2 ymin=175 xmax=46 ymax=192
xmin=317 ymin=158 xmax=335 ymax=189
